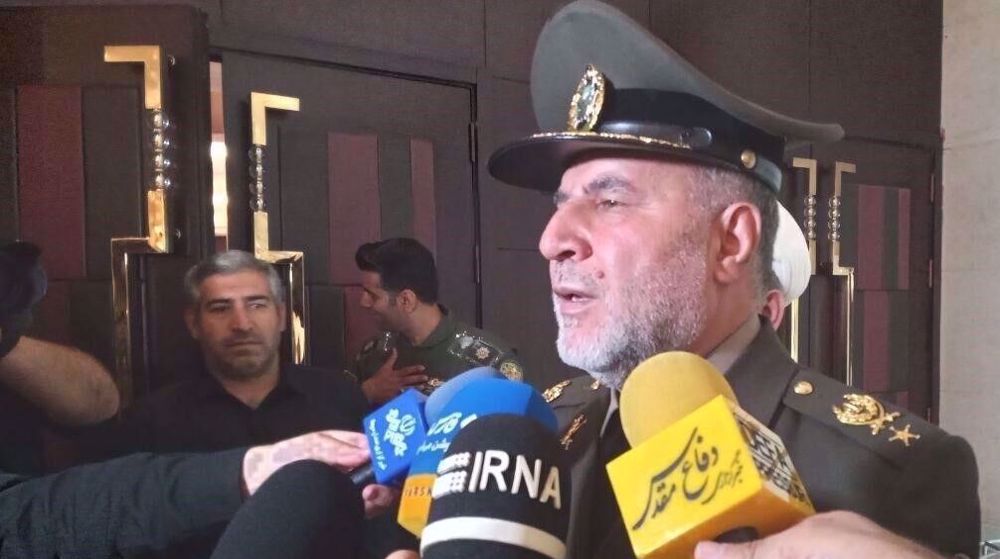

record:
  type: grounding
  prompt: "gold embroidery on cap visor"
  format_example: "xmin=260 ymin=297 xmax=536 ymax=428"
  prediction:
xmin=529 ymin=130 xmax=693 ymax=150
xmin=567 ymin=65 xmax=607 ymax=132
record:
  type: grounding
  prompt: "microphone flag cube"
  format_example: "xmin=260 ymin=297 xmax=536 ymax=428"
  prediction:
xmin=607 ymin=395 xmax=814 ymax=559
xmin=363 ymin=388 xmax=429 ymax=485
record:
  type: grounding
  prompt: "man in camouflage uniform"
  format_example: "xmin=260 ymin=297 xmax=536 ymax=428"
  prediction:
xmin=353 ymin=238 xmax=524 ymax=405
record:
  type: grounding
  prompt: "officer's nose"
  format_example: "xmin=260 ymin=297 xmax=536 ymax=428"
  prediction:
xmin=539 ymin=203 xmax=592 ymax=263
xmin=359 ymin=291 xmax=373 ymax=309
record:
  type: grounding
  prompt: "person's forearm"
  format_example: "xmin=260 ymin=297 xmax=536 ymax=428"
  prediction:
xmin=0 ymin=449 xmax=246 ymax=558
xmin=0 ymin=336 xmax=120 ymax=424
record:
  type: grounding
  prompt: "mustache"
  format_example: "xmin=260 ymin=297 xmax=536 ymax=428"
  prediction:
xmin=223 ymin=334 xmax=263 ymax=346
xmin=551 ymin=263 xmax=601 ymax=291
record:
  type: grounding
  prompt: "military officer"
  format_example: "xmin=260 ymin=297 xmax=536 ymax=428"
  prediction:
xmin=487 ymin=2 xmax=979 ymax=558
xmin=353 ymin=237 xmax=525 ymax=405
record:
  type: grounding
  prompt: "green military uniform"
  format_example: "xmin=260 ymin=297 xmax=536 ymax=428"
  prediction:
xmin=544 ymin=320 xmax=979 ymax=559
xmin=353 ymin=307 xmax=525 ymax=392
xmin=487 ymin=2 xmax=979 ymax=558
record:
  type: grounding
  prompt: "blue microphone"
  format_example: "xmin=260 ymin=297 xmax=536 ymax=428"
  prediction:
xmin=351 ymin=367 xmax=508 ymax=486
xmin=398 ymin=378 xmax=557 ymax=535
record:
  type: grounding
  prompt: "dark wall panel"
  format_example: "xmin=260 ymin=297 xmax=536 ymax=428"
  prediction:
xmin=82 ymin=85 xmax=143 ymax=279
xmin=0 ymin=88 xmax=16 ymax=241
xmin=810 ymin=0 xmax=942 ymax=138
xmin=278 ymin=124 xmax=330 ymax=284
xmin=485 ymin=0 xmax=649 ymax=81
xmin=650 ymin=0 xmax=810 ymax=119
xmin=144 ymin=256 xmax=202 ymax=392
xmin=308 ymin=285 xmax=346 ymax=370
xmin=69 ymin=280 xmax=113 ymax=369
xmin=410 ymin=138 xmax=437 ymax=256
xmin=378 ymin=135 xmax=413 ymax=240
xmin=29 ymin=280 xmax=71 ymax=345
xmin=343 ymin=285 xmax=378 ymax=365
xmin=17 ymin=85 xmax=86 ymax=280
xmin=221 ymin=0 xmax=485 ymax=69
xmin=328 ymin=132 xmax=380 ymax=285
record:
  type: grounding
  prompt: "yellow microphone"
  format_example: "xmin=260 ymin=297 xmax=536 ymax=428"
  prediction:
xmin=607 ymin=352 xmax=814 ymax=559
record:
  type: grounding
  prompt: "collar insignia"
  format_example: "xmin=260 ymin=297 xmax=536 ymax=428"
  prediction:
xmin=543 ymin=379 xmax=572 ymax=403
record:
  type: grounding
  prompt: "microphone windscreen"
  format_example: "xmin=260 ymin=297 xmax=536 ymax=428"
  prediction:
xmin=421 ymin=414 xmax=570 ymax=559
xmin=361 ymin=388 xmax=429 ymax=485
xmin=398 ymin=379 xmax=556 ymax=536
xmin=424 ymin=366 xmax=507 ymax=424
xmin=620 ymin=351 xmax=736 ymax=446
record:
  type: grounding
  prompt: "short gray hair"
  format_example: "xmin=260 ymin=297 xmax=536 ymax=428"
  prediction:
xmin=685 ymin=165 xmax=779 ymax=300
xmin=183 ymin=250 xmax=284 ymax=306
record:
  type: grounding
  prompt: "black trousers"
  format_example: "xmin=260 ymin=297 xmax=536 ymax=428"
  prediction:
xmin=210 ymin=460 xmax=365 ymax=559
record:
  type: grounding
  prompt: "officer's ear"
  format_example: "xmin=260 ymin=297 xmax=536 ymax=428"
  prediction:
xmin=711 ymin=201 xmax=761 ymax=286
xmin=396 ymin=289 xmax=419 ymax=313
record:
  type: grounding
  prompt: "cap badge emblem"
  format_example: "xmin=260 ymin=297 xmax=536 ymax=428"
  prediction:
xmin=567 ymin=64 xmax=606 ymax=132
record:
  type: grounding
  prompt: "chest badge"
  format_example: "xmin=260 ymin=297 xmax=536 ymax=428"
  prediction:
xmin=833 ymin=394 xmax=900 ymax=436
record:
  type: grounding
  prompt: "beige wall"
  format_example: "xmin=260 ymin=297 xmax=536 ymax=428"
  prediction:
xmin=942 ymin=0 xmax=1000 ymax=541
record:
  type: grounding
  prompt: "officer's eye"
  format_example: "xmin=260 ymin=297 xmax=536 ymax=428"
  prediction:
xmin=598 ymin=198 xmax=622 ymax=209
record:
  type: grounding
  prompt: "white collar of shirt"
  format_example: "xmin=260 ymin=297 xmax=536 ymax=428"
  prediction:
xmin=601 ymin=313 xmax=760 ymax=436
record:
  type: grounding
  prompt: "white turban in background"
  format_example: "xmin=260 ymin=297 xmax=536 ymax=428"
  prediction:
xmin=771 ymin=204 xmax=811 ymax=307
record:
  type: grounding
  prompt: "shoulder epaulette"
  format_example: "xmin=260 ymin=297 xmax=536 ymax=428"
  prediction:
xmin=448 ymin=329 xmax=505 ymax=367
xmin=781 ymin=369 xmax=944 ymax=468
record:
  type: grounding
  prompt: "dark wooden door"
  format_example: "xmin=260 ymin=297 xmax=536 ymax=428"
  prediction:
xmin=220 ymin=50 xmax=477 ymax=371
xmin=786 ymin=142 xmax=936 ymax=418
xmin=0 ymin=6 xmax=213 ymax=402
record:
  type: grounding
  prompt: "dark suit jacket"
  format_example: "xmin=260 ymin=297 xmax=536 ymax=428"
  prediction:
xmin=0 ymin=449 xmax=245 ymax=558
xmin=549 ymin=321 xmax=980 ymax=559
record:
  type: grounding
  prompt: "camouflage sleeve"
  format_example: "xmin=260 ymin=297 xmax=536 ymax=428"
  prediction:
xmin=352 ymin=337 xmax=387 ymax=384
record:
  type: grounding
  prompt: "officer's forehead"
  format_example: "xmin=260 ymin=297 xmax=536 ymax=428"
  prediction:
xmin=555 ymin=155 xmax=693 ymax=197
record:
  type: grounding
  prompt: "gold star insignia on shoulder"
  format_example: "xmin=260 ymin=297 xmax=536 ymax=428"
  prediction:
xmin=888 ymin=424 xmax=921 ymax=447
xmin=833 ymin=394 xmax=900 ymax=436
xmin=543 ymin=380 xmax=572 ymax=403
xmin=560 ymin=414 xmax=587 ymax=450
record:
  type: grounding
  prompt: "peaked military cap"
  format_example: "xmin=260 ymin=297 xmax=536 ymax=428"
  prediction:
xmin=488 ymin=0 xmax=844 ymax=193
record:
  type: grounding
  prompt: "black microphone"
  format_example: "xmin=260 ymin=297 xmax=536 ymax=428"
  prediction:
xmin=420 ymin=414 xmax=571 ymax=559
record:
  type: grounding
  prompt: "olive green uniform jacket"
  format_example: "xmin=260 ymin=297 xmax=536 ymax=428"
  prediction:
xmin=354 ymin=309 xmax=525 ymax=392
xmin=548 ymin=321 xmax=980 ymax=559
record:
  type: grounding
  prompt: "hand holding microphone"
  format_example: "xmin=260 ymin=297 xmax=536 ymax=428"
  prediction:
xmin=694 ymin=510 xmax=947 ymax=559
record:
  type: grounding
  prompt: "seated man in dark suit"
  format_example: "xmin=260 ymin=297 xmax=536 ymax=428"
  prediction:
xmin=89 ymin=250 xmax=369 ymax=557
xmin=95 ymin=249 xmax=366 ymax=456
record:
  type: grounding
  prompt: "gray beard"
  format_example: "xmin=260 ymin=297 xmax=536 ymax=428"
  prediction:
xmin=552 ymin=241 xmax=708 ymax=391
